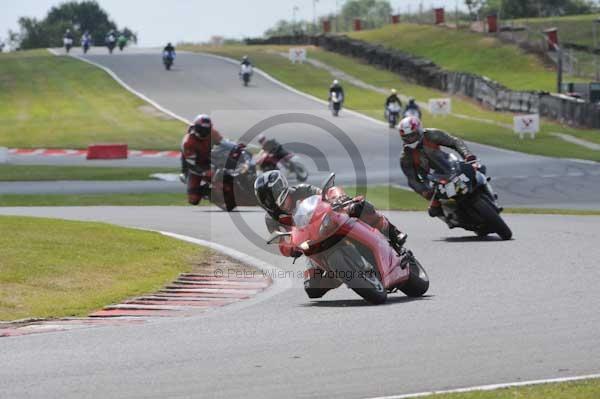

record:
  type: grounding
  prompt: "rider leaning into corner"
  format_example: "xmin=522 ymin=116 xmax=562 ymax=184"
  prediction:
xmin=257 ymin=134 xmax=290 ymax=160
xmin=254 ymin=170 xmax=407 ymax=298
xmin=398 ymin=116 xmax=491 ymax=218
xmin=180 ymin=114 xmax=223 ymax=205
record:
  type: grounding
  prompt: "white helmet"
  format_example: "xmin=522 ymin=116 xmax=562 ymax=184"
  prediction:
xmin=398 ymin=116 xmax=423 ymax=149
xmin=332 ymin=79 xmax=339 ymax=86
xmin=257 ymin=134 xmax=266 ymax=145
xmin=390 ymin=88 xmax=397 ymax=94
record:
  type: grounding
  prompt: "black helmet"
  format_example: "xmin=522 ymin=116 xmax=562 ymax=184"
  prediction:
xmin=192 ymin=114 xmax=212 ymax=138
xmin=408 ymin=97 xmax=416 ymax=105
xmin=254 ymin=170 xmax=290 ymax=214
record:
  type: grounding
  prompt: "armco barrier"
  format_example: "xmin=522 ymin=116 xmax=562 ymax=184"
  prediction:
xmin=246 ymin=34 xmax=600 ymax=128
xmin=87 ymin=144 xmax=128 ymax=159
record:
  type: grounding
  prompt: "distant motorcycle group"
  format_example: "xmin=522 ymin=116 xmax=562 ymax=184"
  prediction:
xmin=63 ymin=29 xmax=129 ymax=54
xmin=178 ymin=59 xmax=512 ymax=305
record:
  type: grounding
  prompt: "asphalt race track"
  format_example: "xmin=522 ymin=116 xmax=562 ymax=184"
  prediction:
xmin=1 ymin=48 xmax=600 ymax=398
xmin=0 ymin=206 xmax=599 ymax=398
xmin=3 ymin=47 xmax=600 ymax=209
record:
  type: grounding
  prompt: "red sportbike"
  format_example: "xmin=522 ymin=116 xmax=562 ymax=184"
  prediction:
xmin=256 ymin=150 xmax=308 ymax=182
xmin=268 ymin=174 xmax=429 ymax=304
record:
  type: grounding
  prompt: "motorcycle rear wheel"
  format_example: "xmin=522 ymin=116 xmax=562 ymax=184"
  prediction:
xmin=472 ymin=197 xmax=512 ymax=240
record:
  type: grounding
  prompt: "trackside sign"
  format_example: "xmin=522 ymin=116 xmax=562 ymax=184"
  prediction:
xmin=428 ymin=98 xmax=451 ymax=115
xmin=513 ymin=114 xmax=539 ymax=139
xmin=289 ymin=48 xmax=307 ymax=64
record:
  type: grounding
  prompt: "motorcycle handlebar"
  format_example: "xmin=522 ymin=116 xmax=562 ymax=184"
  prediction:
xmin=331 ymin=198 xmax=359 ymax=211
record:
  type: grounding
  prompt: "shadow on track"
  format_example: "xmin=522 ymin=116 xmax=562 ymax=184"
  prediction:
xmin=196 ymin=208 xmax=263 ymax=213
xmin=300 ymin=295 xmax=433 ymax=308
xmin=434 ymin=235 xmax=507 ymax=243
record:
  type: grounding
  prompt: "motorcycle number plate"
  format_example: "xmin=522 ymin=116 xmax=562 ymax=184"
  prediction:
xmin=445 ymin=182 xmax=457 ymax=197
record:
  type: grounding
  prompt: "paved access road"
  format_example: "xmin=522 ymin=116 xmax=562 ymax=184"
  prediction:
xmin=0 ymin=206 xmax=599 ymax=398
xmin=4 ymin=47 xmax=600 ymax=209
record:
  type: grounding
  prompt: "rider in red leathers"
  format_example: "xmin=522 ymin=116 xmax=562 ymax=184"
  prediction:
xmin=180 ymin=114 xmax=223 ymax=205
xmin=254 ymin=170 xmax=407 ymax=298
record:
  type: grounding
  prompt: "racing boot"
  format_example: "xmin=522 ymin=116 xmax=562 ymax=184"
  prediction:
xmin=385 ymin=222 xmax=408 ymax=253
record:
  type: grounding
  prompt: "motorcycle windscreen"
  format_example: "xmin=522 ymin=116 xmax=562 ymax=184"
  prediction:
xmin=293 ymin=195 xmax=321 ymax=227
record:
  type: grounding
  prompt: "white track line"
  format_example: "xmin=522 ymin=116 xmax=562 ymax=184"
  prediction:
xmin=365 ymin=373 xmax=600 ymax=399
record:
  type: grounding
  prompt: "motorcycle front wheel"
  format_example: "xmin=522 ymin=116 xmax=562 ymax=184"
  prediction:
xmin=327 ymin=243 xmax=387 ymax=304
xmin=471 ymin=197 xmax=512 ymax=240
xmin=399 ymin=252 xmax=429 ymax=297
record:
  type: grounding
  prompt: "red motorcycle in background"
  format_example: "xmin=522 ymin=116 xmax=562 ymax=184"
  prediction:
xmin=256 ymin=149 xmax=308 ymax=182
xmin=268 ymin=174 xmax=429 ymax=304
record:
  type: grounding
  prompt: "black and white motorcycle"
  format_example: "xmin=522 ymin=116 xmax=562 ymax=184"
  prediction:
xmin=386 ymin=102 xmax=402 ymax=128
xmin=330 ymin=92 xmax=343 ymax=116
xmin=240 ymin=64 xmax=253 ymax=86
xmin=428 ymin=154 xmax=512 ymax=240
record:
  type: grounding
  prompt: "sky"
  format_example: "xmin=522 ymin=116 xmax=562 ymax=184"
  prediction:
xmin=1 ymin=0 xmax=468 ymax=47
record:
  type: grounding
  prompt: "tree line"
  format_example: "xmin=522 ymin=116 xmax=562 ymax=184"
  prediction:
xmin=466 ymin=0 xmax=597 ymax=19
xmin=5 ymin=0 xmax=137 ymax=50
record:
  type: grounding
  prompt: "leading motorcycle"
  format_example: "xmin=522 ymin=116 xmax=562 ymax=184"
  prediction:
xmin=403 ymin=107 xmax=421 ymax=119
xmin=63 ymin=37 xmax=73 ymax=53
xmin=428 ymin=154 xmax=512 ymax=240
xmin=330 ymin=92 xmax=343 ymax=117
xmin=81 ymin=37 xmax=91 ymax=54
xmin=267 ymin=174 xmax=429 ymax=304
xmin=386 ymin=102 xmax=402 ymax=128
xmin=163 ymin=50 xmax=175 ymax=70
xmin=106 ymin=35 xmax=116 ymax=54
xmin=240 ymin=64 xmax=253 ymax=86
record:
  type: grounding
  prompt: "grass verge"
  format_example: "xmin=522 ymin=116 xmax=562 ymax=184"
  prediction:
xmin=183 ymin=44 xmax=600 ymax=162
xmin=0 ymin=193 xmax=188 ymax=206
xmin=0 ymin=215 xmax=206 ymax=320
xmin=513 ymin=13 xmax=600 ymax=48
xmin=406 ymin=377 xmax=600 ymax=398
xmin=346 ymin=23 xmax=587 ymax=91
xmin=0 ymin=165 xmax=178 ymax=181
xmin=0 ymin=50 xmax=184 ymax=149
